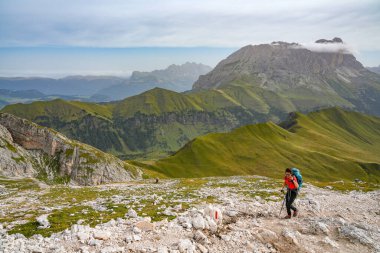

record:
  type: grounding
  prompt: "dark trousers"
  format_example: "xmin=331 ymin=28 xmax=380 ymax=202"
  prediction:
xmin=286 ymin=189 xmax=298 ymax=215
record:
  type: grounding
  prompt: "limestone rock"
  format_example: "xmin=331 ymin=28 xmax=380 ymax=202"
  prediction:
xmin=0 ymin=113 xmax=142 ymax=185
xmin=100 ymin=246 xmax=124 ymax=253
xmin=36 ymin=214 xmax=50 ymax=229
xmin=135 ymin=220 xmax=155 ymax=232
xmin=93 ymin=231 xmax=111 ymax=240
xmin=127 ymin=209 xmax=138 ymax=218
xmin=193 ymin=230 xmax=208 ymax=245
xmin=339 ymin=224 xmax=374 ymax=247
xmin=322 ymin=236 xmax=339 ymax=249
xmin=157 ymin=246 xmax=169 ymax=253
xmin=191 ymin=214 xmax=206 ymax=230
xmin=256 ymin=228 xmax=278 ymax=244
xmin=178 ymin=239 xmax=196 ymax=253
xmin=282 ymin=228 xmax=301 ymax=246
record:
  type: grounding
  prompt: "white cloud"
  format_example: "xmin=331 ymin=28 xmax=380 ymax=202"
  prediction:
xmin=0 ymin=0 xmax=379 ymax=50
xmin=294 ymin=41 xmax=357 ymax=54
xmin=0 ymin=0 xmax=379 ymax=75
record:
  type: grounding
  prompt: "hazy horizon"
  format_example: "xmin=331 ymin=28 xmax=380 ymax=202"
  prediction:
xmin=0 ymin=47 xmax=236 ymax=78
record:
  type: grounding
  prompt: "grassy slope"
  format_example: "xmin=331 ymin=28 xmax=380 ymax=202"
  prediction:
xmin=112 ymin=88 xmax=204 ymax=117
xmin=1 ymin=84 xmax=298 ymax=120
xmin=1 ymin=84 xmax=378 ymax=161
xmin=149 ymin=108 xmax=380 ymax=182
xmin=1 ymin=99 xmax=113 ymax=121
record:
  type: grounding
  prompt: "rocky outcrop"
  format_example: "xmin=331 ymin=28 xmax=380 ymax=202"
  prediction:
xmin=193 ymin=38 xmax=366 ymax=90
xmin=192 ymin=38 xmax=380 ymax=117
xmin=315 ymin=37 xmax=343 ymax=43
xmin=0 ymin=113 xmax=142 ymax=185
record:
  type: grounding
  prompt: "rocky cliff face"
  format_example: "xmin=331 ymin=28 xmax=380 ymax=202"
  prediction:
xmin=193 ymin=38 xmax=365 ymax=90
xmin=0 ymin=113 xmax=142 ymax=185
xmin=193 ymin=38 xmax=380 ymax=116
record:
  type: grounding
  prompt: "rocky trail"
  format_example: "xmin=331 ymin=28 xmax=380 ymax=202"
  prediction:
xmin=0 ymin=176 xmax=379 ymax=253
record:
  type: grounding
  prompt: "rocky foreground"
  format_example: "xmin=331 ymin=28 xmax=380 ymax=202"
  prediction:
xmin=0 ymin=176 xmax=379 ymax=253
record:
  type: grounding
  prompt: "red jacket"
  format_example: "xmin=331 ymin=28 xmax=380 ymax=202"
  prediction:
xmin=284 ymin=176 xmax=298 ymax=190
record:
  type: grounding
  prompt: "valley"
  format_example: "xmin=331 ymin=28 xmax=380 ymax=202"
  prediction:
xmin=2 ymin=39 xmax=380 ymax=161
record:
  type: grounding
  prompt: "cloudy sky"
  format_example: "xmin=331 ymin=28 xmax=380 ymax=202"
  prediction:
xmin=0 ymin=0 xmax=379 ymax=77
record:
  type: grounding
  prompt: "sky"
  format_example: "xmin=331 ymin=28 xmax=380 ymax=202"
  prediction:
xmin=0 ymin=0 xmax=379 ymax=77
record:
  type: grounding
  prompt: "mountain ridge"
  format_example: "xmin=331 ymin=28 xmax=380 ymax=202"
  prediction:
xmin=2 ymin=39 xmax=380 ymax=159
xmin=193 ymin=38 xmax=380 ymax=117
xmin=94 ymin=62 xmax=212 ymax=101
xmin=147 ymin=107 xmax=380 ymax=181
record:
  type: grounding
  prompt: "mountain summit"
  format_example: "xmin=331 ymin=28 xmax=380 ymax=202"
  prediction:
xmin=315 ymin=37 xmax=343 ymax=44
xmin=193 ymin=38 xmax=380 ymax=116
xmin=94 ymin=62 xmax=212 ymax=101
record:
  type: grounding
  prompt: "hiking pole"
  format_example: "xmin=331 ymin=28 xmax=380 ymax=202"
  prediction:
xmin=278 ymin=190 xmax=286 ymax=218
xmin=279 ymin=197 xmax=285 ymax=218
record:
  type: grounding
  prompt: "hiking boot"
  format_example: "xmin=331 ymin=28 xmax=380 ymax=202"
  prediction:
xmin=293 ymin=211 xmax=298 ymax=217
xmin=283 ymin=215 xmax=291 ymax=219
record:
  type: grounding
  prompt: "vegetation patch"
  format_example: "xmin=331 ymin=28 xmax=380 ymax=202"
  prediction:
xmin=11 ymin=156 xmax=25 ymax=163
xmin=4 ymin=140 xmax=17 ymax=153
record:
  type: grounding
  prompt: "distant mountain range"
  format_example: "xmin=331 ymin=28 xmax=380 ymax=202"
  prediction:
xmin=148 ymin=108 xmax=380 ymax=182
xmin=367 ymin=65 xmax=380 ymax=75
xmin=92 ymin=62 xmax=212 ymax=101
xmin=0 ymin=76 xmax=126 ymax=97
xmin=2 ymin=38 xmax=380 ymax=160
xmin=0 ymin=89 xmax=84 ymax=109
xmin=0 ymin=62 xmax=212 ymax=103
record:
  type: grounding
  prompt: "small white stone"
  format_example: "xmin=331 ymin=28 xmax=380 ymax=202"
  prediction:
xmin=196 ymin=243 xmax=208 ymax=253
xmin=77 ymin=232 xmax=90 ymax=242
xmin=88 ymin=238 xmax=102 ymax=246
xmin=221 ymin=235 xmax=231 ymax=242
xmin=178 ymin=239 xmax=195 ymax=253
xmin=194 ymin=230 xmax=208 ymax=244
xmin=125 ymin=235 xmax=133 ymax=243
xmin=127 ymin=209 xmax=138 ymax=218
xmin=36 ymin=214 xmax=50 ymax=229
xmin=192 ymin=214 xmax=206 ymax=230
xmin=93 ymin=231 xmax=111 ymax=241
xmin=133 ymin=234 xmax=141 ymax=241
xmin=100 ymin=246 xmax=125 ymax=253
xmin=133 ymin=226 xmax=142 ymax=234
xmin=157 ymin=246 xmax=169 ymax=253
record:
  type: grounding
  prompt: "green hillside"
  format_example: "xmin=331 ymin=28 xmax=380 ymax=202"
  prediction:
xmin=2 ymin=99 xmax=113 ymax=121
xmin=112 ymin=88 xmax=203 ymax=117
xmin=2 ymin=41 xmax=380 ymax=160
xmin=1 ymin=86 xmax=283 ymax=159
xmin=2 ymin=82 xmax=380 ymax=161
xmin=148 ymin=108 xmax=380 ymax=182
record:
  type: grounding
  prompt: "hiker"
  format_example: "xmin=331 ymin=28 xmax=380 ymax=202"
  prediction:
xmin=281 ymin=168 xmax=299 ymax=219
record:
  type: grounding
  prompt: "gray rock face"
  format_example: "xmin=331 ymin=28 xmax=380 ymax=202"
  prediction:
xmin=192 ymin=38 xmax=380 ymax=116
xmin=315 ymin=37 xmax=343 ymax=44
xmin=0 ymin=123 xmax=35 ymax=177
xmin=0 ymin=113 xmax=142 ymax=185
xmin=193 ymin=40 xmax=365 ymax=90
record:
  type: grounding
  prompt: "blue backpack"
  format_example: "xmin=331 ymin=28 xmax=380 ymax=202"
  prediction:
xmin=291 ymin=168 xmax=303 ymax=190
